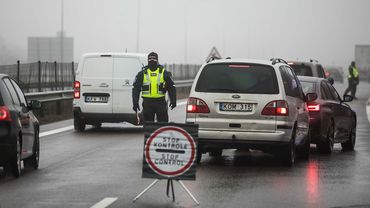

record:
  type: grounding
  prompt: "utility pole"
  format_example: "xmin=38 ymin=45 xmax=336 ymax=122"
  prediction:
xmin=136 ymin=0 xmax=141 ymax=53
xmin=60 ymin=0 xmax=64 ymax=63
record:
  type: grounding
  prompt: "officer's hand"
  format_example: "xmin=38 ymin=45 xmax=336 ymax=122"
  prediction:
xmin=133 ymin=104 xmax=140 ymax=112
xmin=169 ymin=102 xmax=176 ymax=110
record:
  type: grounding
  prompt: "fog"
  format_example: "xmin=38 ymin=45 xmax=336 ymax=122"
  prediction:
xmin=0 ymin=0 xmax=369 ymax=68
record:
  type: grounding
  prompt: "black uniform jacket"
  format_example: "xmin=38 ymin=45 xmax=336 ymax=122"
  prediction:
xmin=132 ymin=65 xmax=176 ymax=106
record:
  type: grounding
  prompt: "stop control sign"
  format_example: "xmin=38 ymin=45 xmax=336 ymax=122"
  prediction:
xmin=143 ymin=125 xmax=197 ymax=179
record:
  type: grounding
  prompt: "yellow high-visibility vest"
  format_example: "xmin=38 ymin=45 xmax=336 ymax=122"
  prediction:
xmin=142 ymin=67 xmax=165 ymax=98
xmin=348 ymin=66 xmax=359 ymax=78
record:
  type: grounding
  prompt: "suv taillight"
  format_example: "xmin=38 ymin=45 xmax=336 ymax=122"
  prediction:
xmin=187 ymin=97 xmax=210 ymax=113
xmin=0 ymin=106 xmax=12 ymax=121
xmin=307 ymin=103 xmax=320 ymax=112
xmin=261 ymin=100 xmax=289 ymax=116
xmin=74 ymin=81 xmax=80 ymax=99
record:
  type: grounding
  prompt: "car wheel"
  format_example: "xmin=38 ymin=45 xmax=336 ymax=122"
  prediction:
xmin=6 ymin=134 xmax=22 ymax=178
xmin=74 ymin=117 xmax=86 ymax=132
xmin=341 ymin=122 xmax=356 ymax=151
xmin=24 ymin=130 xmax=40 ymax=170
xmin=281 ymin=128 xmax=296 ymax=166
xmin=318 ymin=120 xmax=334 ymax=154
xmin=209 ymin=149 xmax=222 ymax=157
xmin=297 ymin=129 xmax=310 ymax=160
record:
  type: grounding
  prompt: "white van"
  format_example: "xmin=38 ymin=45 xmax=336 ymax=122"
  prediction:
xmin=73 ymin=53 xmax=147 ymax=131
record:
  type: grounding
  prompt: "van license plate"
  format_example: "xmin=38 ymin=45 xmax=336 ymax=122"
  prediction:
xmin=85 ymin=96 xmax=108 ymax=103
xmin=219 ymin=103 xmax=253 ymax=112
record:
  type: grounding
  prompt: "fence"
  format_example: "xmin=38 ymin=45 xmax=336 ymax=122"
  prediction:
xmin=0 ymin=61 xmax=76 ymax=93
xmin=0 ymin=61 xmax=201 ymax=93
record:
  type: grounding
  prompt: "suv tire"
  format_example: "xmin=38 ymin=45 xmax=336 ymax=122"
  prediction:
xmin=281 ymin=128 xmax=296 ymax=166
xmin=74 ymin=117 xmax=86 ymax=132
xmin=24 ymin=130 xmax=40 ymax=170
xmin=297 ymin=130 xmax=310 ymax=160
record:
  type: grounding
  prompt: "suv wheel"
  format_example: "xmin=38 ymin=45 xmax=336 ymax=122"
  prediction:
xmin=297 ymin=130 xmax=310 ymax=160
xmin=341 ymin=122 xmax=356 ymax=151
xmin=318 ymin=121 xmax=334 ymax=154
xmin=209 ymin=149 xmax=222 ymax=157
xmin=281 ymin=128 xmax=296 ymax=166
xmin=74 ymin=117 xmax=86 ymax=132
xmin=24 ymin=130 xmax=40 ymax=170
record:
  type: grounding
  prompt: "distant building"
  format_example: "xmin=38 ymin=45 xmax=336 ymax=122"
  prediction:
xmin=28 ymin=32 xmax=73 ymax=63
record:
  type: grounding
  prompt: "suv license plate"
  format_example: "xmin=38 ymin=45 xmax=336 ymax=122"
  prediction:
xmin=219 ymin=103 xmax=253 ymax=112
xmin=85 ymin=96 xmax=108 ymax=103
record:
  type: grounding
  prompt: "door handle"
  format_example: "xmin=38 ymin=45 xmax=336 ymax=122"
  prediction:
xmin=99 ymin=83 xmax=109 ymax=87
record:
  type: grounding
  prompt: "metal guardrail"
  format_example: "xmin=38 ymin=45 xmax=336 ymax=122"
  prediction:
xmin=25 ymin=79 xmax=194 ymax=102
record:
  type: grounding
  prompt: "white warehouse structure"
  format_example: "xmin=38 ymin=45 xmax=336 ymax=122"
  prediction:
xmin=28 ymin=32 xmax=73 ymax=63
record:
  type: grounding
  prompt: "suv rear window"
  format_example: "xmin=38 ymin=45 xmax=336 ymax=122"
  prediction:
xmin=195 ymin=63 xmax=279 ymax=94
xmin=290 ymin=64 xmax=313 ymax=76
xmin=82 ymin=57 xmax=113 ymax=78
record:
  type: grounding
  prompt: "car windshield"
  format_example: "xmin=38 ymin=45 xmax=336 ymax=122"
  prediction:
xmin=195 ymin=63 xmax=279 ymax=94
xmin=299 ymin=81 xmax=316 ymax=94
xmin=290 ymin=64 xmax=313 ymax=76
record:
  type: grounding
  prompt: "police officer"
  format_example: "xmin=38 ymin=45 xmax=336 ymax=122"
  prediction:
xmin=344 ymin=61 xmax=359 ymax=99
xmin=132 ymin=52 xmax=176 ymax=122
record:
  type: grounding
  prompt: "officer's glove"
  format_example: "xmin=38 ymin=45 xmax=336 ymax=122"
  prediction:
xmin=169 ymin=102 xmax=176 ymax=110
xmin=133 ymin=104 xmax=140 ymax=112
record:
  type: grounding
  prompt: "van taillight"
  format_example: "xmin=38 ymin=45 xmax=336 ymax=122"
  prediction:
xmin=187 ymin=97 xmax=210 ymax=113
xmin=261 ymin=100 xmax=289 ymax=116
xmin=74 ymin=81 xmax=80 ymax=99
xmin=0 ymin=106 xmax=12 ymax=121
xmin=307 ymin=103 xmax=320 ymax=112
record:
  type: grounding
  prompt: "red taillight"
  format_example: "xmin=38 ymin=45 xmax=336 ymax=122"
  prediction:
xmin=74 ymin=81 xmax=80 ymax=99
xmin=186 ymin=97 xmax=210 ymax=113
xmin=307 ymin=103 xmax=320 ymax=112
xmin=74 ymin=81 xmax=80 ymax=89
xmin=0 ymin=106 xmax=12 ymax=121
xmin=261 ymin=100 xmax=289 ymax=116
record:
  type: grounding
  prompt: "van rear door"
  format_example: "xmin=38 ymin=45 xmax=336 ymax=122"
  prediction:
xmin=112 ymin=56 xmax=143 ymax=114
xmin=80 ymin=56 xmax=113 ymax=114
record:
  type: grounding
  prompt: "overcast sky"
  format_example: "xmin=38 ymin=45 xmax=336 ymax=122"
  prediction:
xmin=0 ymin=0 xmax=370 ymax=67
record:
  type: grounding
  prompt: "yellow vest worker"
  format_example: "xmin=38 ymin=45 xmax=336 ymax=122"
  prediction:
xmin=132 ymin=52 xmax=177 ymax=123
xmin=344 ymin=61 xmax=360 ymax=99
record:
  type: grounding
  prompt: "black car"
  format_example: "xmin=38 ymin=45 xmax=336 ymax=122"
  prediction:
xmin=298 ymin=76 xmax=356 ymax=153
xmin=0 ymin=74 xmax=41 ymax=177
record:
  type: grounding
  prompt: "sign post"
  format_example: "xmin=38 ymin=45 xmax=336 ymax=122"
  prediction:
xmin=133 ymin=122 xmax=199 ymax=205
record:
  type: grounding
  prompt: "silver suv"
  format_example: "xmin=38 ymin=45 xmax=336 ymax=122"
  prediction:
xmin=186 ymin=58 xmax=313 ymax=166
xmin=288 ymin=59 xmax=326 ymax=78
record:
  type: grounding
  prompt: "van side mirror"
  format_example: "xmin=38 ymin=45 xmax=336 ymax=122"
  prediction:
xmin=327 ymin=77 xmax=334 ymax=85
xmin=343 ymin=95 xmax=353 ymax=102
xmin=28 ymin=100 xmax=42 ymax=110
xmin=306 ymin=93 xmax=318 ymax=102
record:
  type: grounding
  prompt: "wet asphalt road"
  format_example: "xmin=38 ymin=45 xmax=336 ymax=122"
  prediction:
xmin=0 ymin=82 xmax=369 ymax=208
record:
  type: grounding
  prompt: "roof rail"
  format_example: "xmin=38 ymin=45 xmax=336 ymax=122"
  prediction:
xmin=207 ymin=56 xmax=221 ymax=63
xmin=270 ymin=58 xmax=288 ymax=65
xmin=310 ymin=59 xmax=319 ymax=63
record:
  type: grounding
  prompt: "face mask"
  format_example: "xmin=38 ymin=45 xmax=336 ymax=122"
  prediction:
xmin=148 ymin=60 xmax=158 ymax=67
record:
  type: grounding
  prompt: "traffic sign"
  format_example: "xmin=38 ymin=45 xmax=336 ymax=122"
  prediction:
xmin=142 ymin=123 xmax=198 ymax=180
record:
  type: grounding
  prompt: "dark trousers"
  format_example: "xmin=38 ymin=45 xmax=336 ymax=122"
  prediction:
xmin=142 ymin=98 xmax=168 ymax=122
xmin=344 ymin=78 xmax=358 ymax=97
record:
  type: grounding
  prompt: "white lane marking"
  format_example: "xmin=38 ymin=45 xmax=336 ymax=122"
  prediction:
xmin=367 ymin=98 xmax=370 ymax=124
xmin=90 ymin=198 xmax=118 ymax=208
xmin=40 ymin=126 xmax=74 ymax=138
